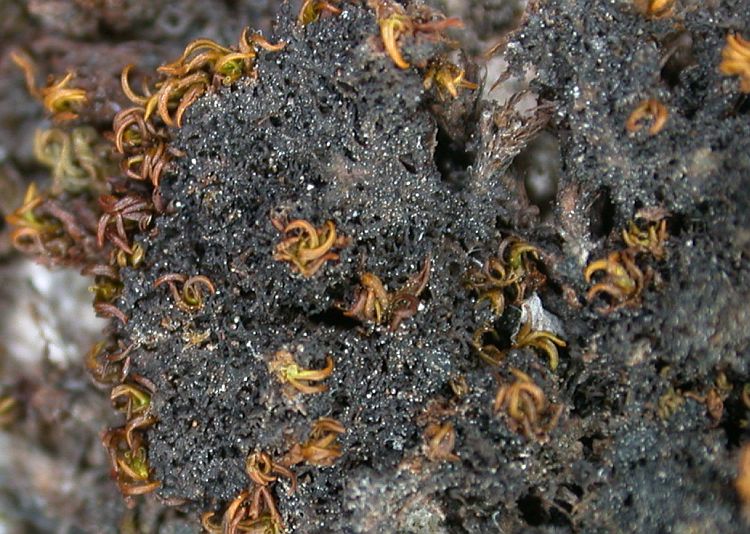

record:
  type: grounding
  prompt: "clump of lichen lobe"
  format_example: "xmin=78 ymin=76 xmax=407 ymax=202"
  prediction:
xmin=114 ymin=2 xmax=494 ymax=525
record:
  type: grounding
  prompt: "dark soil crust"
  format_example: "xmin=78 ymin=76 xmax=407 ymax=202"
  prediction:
xmin=117 ymin=4 xmax=514 ymax=529
xmin=2 ymin=0 xmax=750 ymax=532
xmin=106 ymin=0 xmax=750 ymax=532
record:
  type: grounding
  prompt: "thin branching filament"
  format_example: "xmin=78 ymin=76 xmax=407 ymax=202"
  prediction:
xmin=34 ymin=127 xmax=111 ymax=194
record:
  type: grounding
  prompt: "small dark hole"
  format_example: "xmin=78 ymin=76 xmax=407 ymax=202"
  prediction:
xmin=589 ymin=187 xmax=615 ymax=239
xmin=721 ymin=396 xmax=747 ymax=448
xmin=654 ymin=358 xmax=671 ymax=375
xmin=660 ymin=31 xmax=694 ymax=88
xmin=654 ymin=185 xmax=666 ymax=203
xmin=737 ymin=94 xmax=750 ymax=115
xmin=447 ymin=261 xmax=462 ymax=277
xmin=495 ymin=215 xmax=511 ymax=232
xmin=434 ymin=127 xmax=472 ymax=190
xmin=398 ymin=154 xmax=417 ymax=174
xmin=309 ymin=308 xmax=360 ymax=330
xmin=343 ymin=146 xmax=357 ymax=162
xmin=194 ymin=241 xmax=205 ymax=257
xmin=517 ymin=491 xmax=549 ymax=526
xmin=579 ymin=433 xmax=607 ymax=460
xmin=565 ymin=483 xmax=584 ymax=499
xmin=665 ymin=211 xmax=687 ymax=237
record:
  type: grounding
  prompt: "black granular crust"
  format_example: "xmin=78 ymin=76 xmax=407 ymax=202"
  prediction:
xmin=502 ymin=0 xmax=750 ymax=532
xmin=107 ymin=1 xmax=750 ymax=532
xmin=113 ymin=4 xmax=524 ymax=529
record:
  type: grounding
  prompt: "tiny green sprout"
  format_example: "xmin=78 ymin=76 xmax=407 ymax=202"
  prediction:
xmin=111 ymin=383 xmax=152 ymax=417
xmin=120 ymin=447 xmax=150 ymax=481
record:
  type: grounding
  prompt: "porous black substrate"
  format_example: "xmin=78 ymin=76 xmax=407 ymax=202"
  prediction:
xmin=504 ymin=0 xmax=750 ymax=532
xmin=106 ymin=1 xmax=750 ymax=533
xmin=111 ymin=3 xmax=578 ymax=532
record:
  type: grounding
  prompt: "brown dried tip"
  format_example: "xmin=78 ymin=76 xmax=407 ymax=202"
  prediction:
xmin=272 ymin=216 xmax=349 ymax=277
xmin=120 ymin=27 xmax=284 ymax=132
xmin=737 ymin=444 xmax=750 ymax=520
xmin=684 ymin=387 xmax=724 ymax=424
xmin=84 ymin=340 xmax=132 ymax=386
xmin=374 ymin=1 xmax=463 ymax=70
xmin=94 ymin=302 xmax=129 ymax=324
xmin=154 ymin=273 xmax=216 ymax=312
xmin=5 ymin=184 xmax=58 ymax=255
xmin=471 ymin=324 xmax=507 ymax=366
xmin=513 ymin=321 xmax=566 ymax=371
xmin=245 ymin=451 xmax=298 ymax=494
xmin=96 ymin=194 xmax=153 ymax=253
xmin=634 ymin=0 xmax=675 ymax=18
xmin=472 ymin=320 xmax=565 ymax=371
xmin=626 ymin=99 xmax=669 ymax=136
xmin=299 ymin=0 xmax=342 ymax=25
xmin=683 ymin=372 xmax=732 ymax=425
xmin=493 ymin=368 xmax=562 ymax=442
xmin=464 ymin=236 xmax=545 ymax=316
xmin=269 ymin=350 xmax=334 ymax=395
xmin=657 ymin=387 xmax=684 ymax=419
xmin=113 ymin=105 xmax=160 ymax=154
xmin=201 ymin=485 xmax=283 ymax=534
xmin=10 ymin=50 xmax=88 ymax=121
xmin=111 ymin=378 xmax=154 ymax=418
xmin=584 ymin=249 xmax=647 ymax=313
xmin=121 ymin=140 xmax=171 ymax=188
xmin=284 ymin=417 xmax=346 ymax=467
xmin=0 ymin=396 xmax=18 ymax=427
xmin=423 ymin=59 xmax=478 ymax=99
xmin=102 ymin=427 xmax=160 ymax=505
xmin=342 ymin=256 xmax=431 ymax=331
xmin=720 ymin=33 xmax=750 ymax=93
xmin=621 ymin=216 xmax=669 ymax=260
xmin=423 ymin=422 xmax=460 ymax=462
xmin=378 ymin=11 xmax=413 ymax=69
